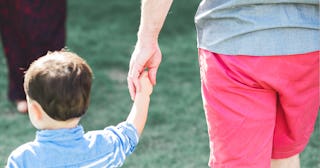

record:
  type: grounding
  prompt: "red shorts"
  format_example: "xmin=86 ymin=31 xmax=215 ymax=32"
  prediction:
xmin=198 ymin=49 xmax=319 ymax=168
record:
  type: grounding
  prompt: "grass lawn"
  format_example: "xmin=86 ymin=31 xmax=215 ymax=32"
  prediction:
xmin=0 ymin=1 xmax=319 ymax=167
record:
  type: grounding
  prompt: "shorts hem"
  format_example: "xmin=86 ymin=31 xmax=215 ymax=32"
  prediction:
xmin=272 ymin=143 xmax=307 ymax=159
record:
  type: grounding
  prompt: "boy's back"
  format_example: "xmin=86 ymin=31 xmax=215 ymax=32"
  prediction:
xmin=8 ymin=123 xmax=138 ymax=167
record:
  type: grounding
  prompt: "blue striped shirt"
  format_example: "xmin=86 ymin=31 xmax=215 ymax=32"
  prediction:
xmin=6 ymin=122 xmax=139 ymax=168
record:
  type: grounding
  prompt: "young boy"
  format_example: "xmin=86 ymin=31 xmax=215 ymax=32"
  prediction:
xmin=6 ymin=50 xmax=153 ymax=167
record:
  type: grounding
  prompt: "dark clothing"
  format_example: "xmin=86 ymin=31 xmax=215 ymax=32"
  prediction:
xmin=0 ymin=0 xmax=66 ymax=101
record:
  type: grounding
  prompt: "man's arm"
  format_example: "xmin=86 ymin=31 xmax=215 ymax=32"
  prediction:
xmin=126 ymin=71 xmax=153 ymax=137
xmin=138 ymin=0 xmax=173 ymax=41
xmin=128 ymin=0 xmax=173 ymax=100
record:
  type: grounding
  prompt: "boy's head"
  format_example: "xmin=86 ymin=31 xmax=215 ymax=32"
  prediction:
xmin=24 ymin=50 xmax=93 ymax=121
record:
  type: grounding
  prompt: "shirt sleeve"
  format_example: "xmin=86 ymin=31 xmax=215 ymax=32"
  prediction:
xmin=104 ymin=121 xmax=139 ymax=156
xmin=6 ymin=155 xmax=20 ymax=168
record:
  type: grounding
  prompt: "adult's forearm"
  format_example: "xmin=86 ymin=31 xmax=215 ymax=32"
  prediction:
xmin=138 ymin=0 xmax=173 ymax=41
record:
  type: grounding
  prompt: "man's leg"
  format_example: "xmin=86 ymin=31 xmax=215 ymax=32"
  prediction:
xmin=198 ymin=49 xmax=277 ymax=167
xmin=270 ymin=51 xmax=319 ymax=168
xmin=271 ymin=154 xmax=300 ymax=168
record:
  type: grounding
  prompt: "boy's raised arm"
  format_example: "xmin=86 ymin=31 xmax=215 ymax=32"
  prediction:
xmin=126 ymin=71 xmax=153 ymax=137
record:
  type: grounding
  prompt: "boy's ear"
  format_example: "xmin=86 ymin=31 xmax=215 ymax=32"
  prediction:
xmin=30 ymin=101 xmax=43 ymax=120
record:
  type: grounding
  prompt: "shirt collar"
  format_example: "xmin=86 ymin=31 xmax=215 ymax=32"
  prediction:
xmin=35 ymin=125 xmax=84 ymax=142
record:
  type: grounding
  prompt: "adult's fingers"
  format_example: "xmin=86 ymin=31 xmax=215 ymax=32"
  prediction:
xmin=128 ymin=62 xmax=143 ymax=100
xmin=147 ymin=50 xmax=161 ymax=85
xmin=127 ymin=77 xmax=135 ymax=100
xmin=127 ymin=76 xmax=140 ymax=101
xmin=148 ymin=67 xmax=158 ymax=85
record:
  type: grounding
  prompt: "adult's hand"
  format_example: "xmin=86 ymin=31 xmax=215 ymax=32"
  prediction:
xmin=127 ymin=0 xmax=173 ymax=100
xmin=128 ymin=40 xmax=162 ymax=100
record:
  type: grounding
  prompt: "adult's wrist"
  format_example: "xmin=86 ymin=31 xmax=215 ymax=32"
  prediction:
xmin=137 ymin=27 xmax=159 ymax=42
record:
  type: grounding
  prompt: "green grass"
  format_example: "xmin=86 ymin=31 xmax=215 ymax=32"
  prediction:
xmin=0 ymin=1 xmax=319 ymax=167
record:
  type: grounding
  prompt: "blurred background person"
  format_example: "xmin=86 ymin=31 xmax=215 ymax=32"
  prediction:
xmin=0 ymin=0 xmax=66 ymax=113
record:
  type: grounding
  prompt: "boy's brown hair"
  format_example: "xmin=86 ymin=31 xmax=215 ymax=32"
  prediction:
xmin=24 ymin=50 xmax=93 ymax=121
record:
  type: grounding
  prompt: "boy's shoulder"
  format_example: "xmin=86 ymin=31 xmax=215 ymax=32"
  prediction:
xmin=85 ymin=122 xmax=138 ymax=138
xmin=8 ymin=141 xmax=38 ymax=158
xmin=84 ymin=122 xmax=139 ymax=147
xmin=6 ymin=141 xmax=39 ymax=167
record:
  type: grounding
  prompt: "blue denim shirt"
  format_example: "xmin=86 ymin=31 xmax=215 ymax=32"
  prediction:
xmin=195 ymin=0 xmax=319 ymax=56
xmin=6 ymin=122 xmax=139 ymax=168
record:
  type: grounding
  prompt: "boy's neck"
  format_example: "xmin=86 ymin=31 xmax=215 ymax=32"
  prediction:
xmin=39 ymin=117 xmax=81 ymax=130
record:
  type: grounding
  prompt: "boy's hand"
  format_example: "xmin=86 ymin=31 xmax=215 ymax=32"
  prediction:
xmin=137 ymin=71 xmax=153 ymax=96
